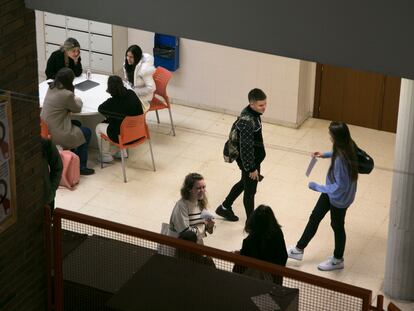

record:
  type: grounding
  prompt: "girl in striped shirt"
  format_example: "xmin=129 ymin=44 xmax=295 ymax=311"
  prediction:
xmin=169 ymin=173 xmax=215 ymax=244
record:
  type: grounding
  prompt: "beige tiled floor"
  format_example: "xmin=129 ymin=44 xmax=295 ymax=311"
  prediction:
xmin=55 ymin=104 xmax=414 ymax=310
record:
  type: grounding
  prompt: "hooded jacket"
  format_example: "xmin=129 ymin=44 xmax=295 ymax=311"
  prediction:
xmin=123 ymin=53 xmax=156 ymax=104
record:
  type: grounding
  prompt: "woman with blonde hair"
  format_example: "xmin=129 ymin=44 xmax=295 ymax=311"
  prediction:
xmin=46 ymin=37 xmax=82 ymax=79
xmin=169 ymin=173 xmax=215 ymax=244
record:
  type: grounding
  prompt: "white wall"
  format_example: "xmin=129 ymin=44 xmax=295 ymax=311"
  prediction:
xmin=35 ymin=20 xmax=316 ymax=127
xmin=35 ymin=10 xmax=47 ymax=81
xmin=297 ymin=61 xmax=316 ymax=125
xmin=128 ymin=28 xmax=316 ymax=128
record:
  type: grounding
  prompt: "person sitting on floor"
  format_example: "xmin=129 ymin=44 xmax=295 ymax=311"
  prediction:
xmin=169 ymin=173 xmax=215 ymax=245
xmin=233 ymin=204 xmax=287 ymax=284
xmin=95 ymin=75 xmax=144 ymax=162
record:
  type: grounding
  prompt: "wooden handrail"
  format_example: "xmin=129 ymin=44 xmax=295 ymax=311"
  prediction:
xmin=370 ymin=295 xmax=384 ymax=310
xmin=388 ymin=302 xmax=402 ymax=311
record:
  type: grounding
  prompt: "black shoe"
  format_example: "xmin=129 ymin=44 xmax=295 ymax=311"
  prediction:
xmin=215 ymin=205 xmax=239 ymax=222
xmin=80 ymin=168 xmax=95 ymax=175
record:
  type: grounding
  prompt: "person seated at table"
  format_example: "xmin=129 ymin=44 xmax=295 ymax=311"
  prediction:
xmin=45 ymin=37 xmax=82 ymax=80
xmin=41 ymin=68 xmax=95 ymax=175
xmin=176 ymin=230 xmax=216 ymax=267
xmin=95 ymin=75 xmax=143 ymax=163
xmin=233 ymin=204 xmax=287 ymax=284
xmin=169 ymin=173 xmax=215 ymax=245
xmin=123 ymin=44 xmax=155 ymax=111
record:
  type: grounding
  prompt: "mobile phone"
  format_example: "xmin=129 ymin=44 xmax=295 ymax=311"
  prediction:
xmin=258 ymin=174 xmax=264 ymax=182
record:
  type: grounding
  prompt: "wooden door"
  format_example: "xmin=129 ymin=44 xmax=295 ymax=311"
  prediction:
xmin=381 ymin=76 xmax=401 ymax=132
xmin=314 ymin=64 xmax=400 ymax=132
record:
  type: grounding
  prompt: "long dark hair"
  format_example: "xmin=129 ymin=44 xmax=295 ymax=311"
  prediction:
xmin=124 ymin=45 xmax=142 ymax=83
xmin=50 ymin=68 xmax=75 ymax=92
xmin=328 ymin=121 xmax=358 ymax=182
xmin=106 ymin=75 xmax=127 ymax=97
xmin=245 ymin=205 xmax=281 ymax=239
xmin=180 ymin=173 xmax=208 ymax=210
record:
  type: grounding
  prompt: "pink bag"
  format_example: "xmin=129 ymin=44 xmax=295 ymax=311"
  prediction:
xmin=59 ymin=150 xmax=80 ymax=189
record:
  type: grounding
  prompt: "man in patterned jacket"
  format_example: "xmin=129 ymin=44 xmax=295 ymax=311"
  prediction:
xmin=216 ymin=88 xmax=267 ymax=221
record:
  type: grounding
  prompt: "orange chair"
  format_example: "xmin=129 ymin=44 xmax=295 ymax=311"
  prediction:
xmin=148 ymin=66 xmax=175 ymax=136
xmin=100 ymin=115 xmax=155 ymax=183
xmin=40 ymin=119 xmax=50 ymax=139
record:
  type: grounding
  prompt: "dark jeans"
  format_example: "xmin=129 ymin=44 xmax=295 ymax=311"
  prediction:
xmin=222 ymin=167 xmax=259 ymax=219
xmin=296 ymin=193 xmax=348 ymax=259
xmin=71 ymin=120 xmax=91 ymax=170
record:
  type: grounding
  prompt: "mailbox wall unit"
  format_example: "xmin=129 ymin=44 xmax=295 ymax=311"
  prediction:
xmin=42 ymin=12 xmax=127 ymax=75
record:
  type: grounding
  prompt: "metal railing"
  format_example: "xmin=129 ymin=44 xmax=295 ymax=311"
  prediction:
xmin=48 ymin=207 xmax=397 ymax=311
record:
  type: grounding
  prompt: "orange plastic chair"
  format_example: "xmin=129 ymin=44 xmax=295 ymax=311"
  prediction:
xmin=100 ymin=115 xmax=155 ymax=182
xmin=40 ymin=119 xmax=51 ymax=139
xmin=148 ymin=66 xmax=175 ymax=136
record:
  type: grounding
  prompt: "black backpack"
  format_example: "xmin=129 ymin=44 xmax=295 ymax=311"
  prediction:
xmin=223 ymin=115 xmax=253 ymax=163
xmin=356 ymin=146 xmax=374 ymax=174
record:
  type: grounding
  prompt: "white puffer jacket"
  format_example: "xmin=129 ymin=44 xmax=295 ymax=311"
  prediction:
xmin=123 ymin=53 xmax=156 ymax=105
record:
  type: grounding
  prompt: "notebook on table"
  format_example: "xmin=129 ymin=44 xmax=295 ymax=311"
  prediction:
xmin=75 ymin=80 xmax=100 ymax=91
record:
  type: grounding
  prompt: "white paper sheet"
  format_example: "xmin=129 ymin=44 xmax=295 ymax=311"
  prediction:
xmin=305 ymin=157 xmax=317 ymax=177
xmin=201 ymin=209 xmax=215 ymax=220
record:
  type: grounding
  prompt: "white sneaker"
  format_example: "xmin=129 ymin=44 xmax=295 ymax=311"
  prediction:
xmin=100 ymin=154 xmax=114 ymax=163
xmin=287 ymin=246 xmax=304 ymax=261
xmin=113 ymin=149 xmax=128 ymax=159
xmin=317 ymin=256 xmax=344 ymax=271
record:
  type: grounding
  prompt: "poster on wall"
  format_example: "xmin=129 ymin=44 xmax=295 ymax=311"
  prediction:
xmin=0 ymin=93 xmax=17 ymax=234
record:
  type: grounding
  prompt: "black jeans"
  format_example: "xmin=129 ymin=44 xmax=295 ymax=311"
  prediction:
xmin=296 ymin=193 xmax=348 ymax=259
xmin=71 ymin=120 xmax=91 ymax=170
xmin=222 ymin=167 xmax=259 ymax=219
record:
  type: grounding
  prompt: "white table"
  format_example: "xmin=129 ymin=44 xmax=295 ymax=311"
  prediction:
xmin=39 ymin=73 xmax=111 ymax=115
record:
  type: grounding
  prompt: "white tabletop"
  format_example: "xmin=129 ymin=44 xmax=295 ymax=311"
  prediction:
xmin=39 ymin=73 xmax=111 ymax=116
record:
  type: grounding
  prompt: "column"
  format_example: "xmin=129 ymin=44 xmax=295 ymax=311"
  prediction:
xmin=384 ymin=78 xmax=414 ymax=300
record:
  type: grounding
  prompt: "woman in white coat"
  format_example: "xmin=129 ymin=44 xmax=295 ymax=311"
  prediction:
xmin=123 ymin=45 xmax=156 ymax=112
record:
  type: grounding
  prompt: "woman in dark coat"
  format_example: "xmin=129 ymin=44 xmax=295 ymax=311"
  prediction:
xmin=234 ymin=204 xmax=288 ymax=284
xmin=45 ymin=37 xmax=82 ymax=79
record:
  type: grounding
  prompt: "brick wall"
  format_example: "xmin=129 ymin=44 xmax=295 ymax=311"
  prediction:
xmin=0 ymin=0 xmax=46 ymax=310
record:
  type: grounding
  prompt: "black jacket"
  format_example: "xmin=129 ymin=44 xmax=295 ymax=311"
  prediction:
xmin=240 ymin=230 xmax=288 ymax=268
xmin=98 ymin=89 xmax=143 ymax=142
xmin=41 ymin=138 xmax=63 ymax=204
xmin=45 ymin=49 xmax=82 ymax=79
xmin=236 ymin=106 xmax=266 ymax=172
xmin=233 ymin=229 xmax=288 ymax=285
